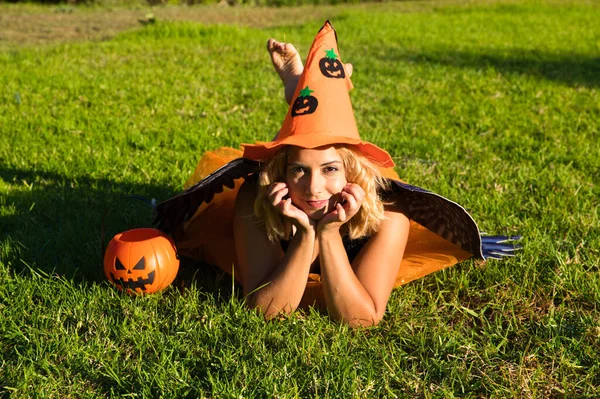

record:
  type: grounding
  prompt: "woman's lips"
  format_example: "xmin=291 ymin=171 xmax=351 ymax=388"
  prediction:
xmin=305 ymin=199 xmax=329 ymax=209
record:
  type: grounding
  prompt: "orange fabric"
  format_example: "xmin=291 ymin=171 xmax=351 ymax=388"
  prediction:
xmin=241 ymin=21 xmax=394 ymax=168
xmin=177 ymin=148 xmax=472 ymax=302
xmin=372 ymin=167 xmax=472 ymax=286
xmin=176 ymin=148 xmax=245 ymax=282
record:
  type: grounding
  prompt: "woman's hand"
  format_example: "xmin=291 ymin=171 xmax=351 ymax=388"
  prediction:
xmin=318 ymin=183 xmax=365 ymax=233
xmin=267 ymin=182 xmax=315 ymax=233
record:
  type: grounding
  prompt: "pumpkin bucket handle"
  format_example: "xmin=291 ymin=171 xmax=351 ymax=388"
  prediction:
xmin=100 ymin=195 xmax=180 ymax=262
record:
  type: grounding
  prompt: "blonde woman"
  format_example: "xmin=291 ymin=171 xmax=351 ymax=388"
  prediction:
xmin=155 ymin=22 xmax=518 ymax=327
xmin=234 ymin=143 xmax=409 ymax=326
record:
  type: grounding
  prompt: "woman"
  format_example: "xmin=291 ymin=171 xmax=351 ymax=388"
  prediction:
xmin=155 ymin=22 xmax=518 ymax=326
xmin=234 ymin=145 xmax=409 ymax=326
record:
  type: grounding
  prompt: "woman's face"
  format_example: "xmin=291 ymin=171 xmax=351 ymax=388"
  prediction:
xmin=285 ymin=146 xmax=347 ymax=220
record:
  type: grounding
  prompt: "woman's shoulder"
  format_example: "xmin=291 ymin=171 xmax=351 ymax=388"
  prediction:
xmin=238 ymin=174 xmax=259 ymax=196
xmin=379 ymin=207 xmax=411 ymax=237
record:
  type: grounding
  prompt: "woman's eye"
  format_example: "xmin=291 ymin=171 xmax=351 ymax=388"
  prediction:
xmin=323 ymin=166 xmax=339 ymax=173
xmin=290 ymin=167 xmax=305 ymax=174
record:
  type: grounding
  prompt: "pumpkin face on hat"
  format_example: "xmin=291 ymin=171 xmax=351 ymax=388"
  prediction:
xmin=319 ymin=48 xmax=345 ymax=79
xmin=103 ymin=228 xmax=179 ymax=294
xmin=292 ymin=86 xmax=318 ymax=117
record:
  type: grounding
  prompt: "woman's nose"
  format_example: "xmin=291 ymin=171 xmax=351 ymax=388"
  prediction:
xmin=305 ymin=173 xmax=324 ymax=194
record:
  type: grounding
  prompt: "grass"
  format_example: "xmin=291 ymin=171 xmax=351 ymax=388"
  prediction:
xmin=1 ymin=0 xmax=599 ymax=397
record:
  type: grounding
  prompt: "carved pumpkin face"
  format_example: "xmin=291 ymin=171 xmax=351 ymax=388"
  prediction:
xmin=291 ymin=86 xmax=318 ymax=117
xmin=103 ymin=228 xmax=179 ymax=294
xmin=319 ymin=58 xmax=345 ymax=78
xmin=319 ymin=48 xmax=346 ymax=79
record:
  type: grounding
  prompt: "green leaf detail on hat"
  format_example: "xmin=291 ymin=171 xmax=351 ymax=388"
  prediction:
xmin=325 ymin=48 xmax=338 ymax=60
xmin=299 ymin=86 xmax=314 ymax=98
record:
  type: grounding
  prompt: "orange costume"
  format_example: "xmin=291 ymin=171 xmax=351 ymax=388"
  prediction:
xmin=154 ymin=22 xmax=518 ymax=307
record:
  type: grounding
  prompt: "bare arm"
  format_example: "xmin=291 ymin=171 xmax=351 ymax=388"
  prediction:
xmin=233 ymin=180 xmax=316 ymax=318
xmin=319 ymin=209 xmax=409 ymax=326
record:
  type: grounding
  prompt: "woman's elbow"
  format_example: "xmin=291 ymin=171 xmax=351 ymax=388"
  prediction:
xmin=339 ymin=310 xmax=385 ymax=328
xmin=245 ymin=295 xmax=296 ymax=319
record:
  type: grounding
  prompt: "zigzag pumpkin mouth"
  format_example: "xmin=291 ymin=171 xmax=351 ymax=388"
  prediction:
xmin=110 ymin=270 xmax=156 ymax=291
xmin=319 ymin=58 xmax=345 ymax=78
xmin=104 ymin=228 xmax=180 ymax=295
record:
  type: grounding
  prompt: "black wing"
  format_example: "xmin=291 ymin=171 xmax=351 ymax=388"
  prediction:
xmin=153 ymin=158 xmax=261 ymax=234
xmin=385 ymin=180 xmax=521 ymax=259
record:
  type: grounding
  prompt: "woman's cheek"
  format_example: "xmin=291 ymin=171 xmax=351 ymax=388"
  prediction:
xmin=284 ymin=178 xmax=300 ymax=201
xmin=329 ymin=177 xmax=347 ymax=194
xmin=325 ymin=178 xmax=346 ymax=210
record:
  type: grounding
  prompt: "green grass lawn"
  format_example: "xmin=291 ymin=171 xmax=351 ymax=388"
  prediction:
xmin=1 ymin=0 xmax=599 ymax=397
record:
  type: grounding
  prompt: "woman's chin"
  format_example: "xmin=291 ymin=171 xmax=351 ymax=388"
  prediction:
xmin=304 ymin=207 xmax=329 ymax=221
xmin=307 ymin=214 xmax=324 ymax=221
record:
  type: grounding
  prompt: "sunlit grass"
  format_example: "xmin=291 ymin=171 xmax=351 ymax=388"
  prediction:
xmin=1 ymin=0 xmax=599 ymax=396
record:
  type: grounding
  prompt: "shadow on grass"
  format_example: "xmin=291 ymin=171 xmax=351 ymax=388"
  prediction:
xmin=0 ymin=165 xmax=239 ymax=300
xmin=382 ymin=47 xmax=600 ymax=88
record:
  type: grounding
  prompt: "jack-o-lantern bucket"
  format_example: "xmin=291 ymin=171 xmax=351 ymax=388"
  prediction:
xmin=103 ymin=228 xmax=179 ymax=294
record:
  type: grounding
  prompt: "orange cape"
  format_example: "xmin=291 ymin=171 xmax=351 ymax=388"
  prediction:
xmin=175 ymin=148 xmax=472 ymax=309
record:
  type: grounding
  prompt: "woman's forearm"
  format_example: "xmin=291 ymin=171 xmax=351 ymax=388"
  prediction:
xmin=247 ymin=229 xmax=315 ymax=318
xmin=318 ymin=230 xmax=379 ymax=326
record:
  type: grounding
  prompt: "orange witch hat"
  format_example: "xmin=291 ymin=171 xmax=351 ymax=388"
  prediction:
xmin=242 ymin=21 xmax=395 ymax=168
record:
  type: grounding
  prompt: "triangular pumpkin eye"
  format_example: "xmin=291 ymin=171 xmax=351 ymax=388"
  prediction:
xmin=133 ymin=257 xmax=146 ymax=270
xmin=115 ymin=258 xmax=126 ymax=270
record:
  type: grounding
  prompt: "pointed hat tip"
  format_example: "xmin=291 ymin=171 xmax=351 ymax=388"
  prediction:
xmin=242 ymin=20 xmax=395 ymax=168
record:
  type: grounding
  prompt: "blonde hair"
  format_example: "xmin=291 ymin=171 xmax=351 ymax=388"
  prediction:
xmin=254 ymin=145 xmax=389 ymax=242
